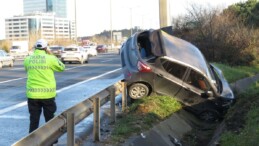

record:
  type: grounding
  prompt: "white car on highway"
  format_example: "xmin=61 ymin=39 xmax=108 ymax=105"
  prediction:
xmin=83 ymin=45 xmax=97 ymax=57
xmin=0 ymin=49 xmax=14 ymax=69
xmin=61 ymin=45 xmax=89 ymax=64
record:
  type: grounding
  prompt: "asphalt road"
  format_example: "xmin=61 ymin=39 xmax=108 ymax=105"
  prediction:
xmin=0 ymin=53 xmax=122 ymax=146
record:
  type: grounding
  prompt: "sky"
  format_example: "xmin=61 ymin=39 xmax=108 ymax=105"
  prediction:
xmin=0 ymin=0 xmax=245 ymax=40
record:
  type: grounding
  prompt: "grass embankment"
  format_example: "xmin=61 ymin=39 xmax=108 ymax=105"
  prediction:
xmin=214 ymin=63 xmax=259 ymax=146
xmin=111 ymin=96 xmax=182 ymax=142
xmin=219 ymin=81 xmax=259 ymax=146
xmin=213 ymin=63 xmax=259 ymax=83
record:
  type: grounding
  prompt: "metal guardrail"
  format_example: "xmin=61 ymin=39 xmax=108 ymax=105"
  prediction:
xmin=12 ymin=79 xmax=127 ymax=146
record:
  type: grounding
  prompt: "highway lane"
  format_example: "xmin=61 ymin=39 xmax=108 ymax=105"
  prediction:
xmin=0 ymin=53 xmax=122 ymax=145
xmin=0 ymin=53 xmax=121 ymax=106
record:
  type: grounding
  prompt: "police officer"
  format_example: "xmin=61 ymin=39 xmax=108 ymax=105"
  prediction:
xmin=24 ymin=39 xmax=65 ymax=135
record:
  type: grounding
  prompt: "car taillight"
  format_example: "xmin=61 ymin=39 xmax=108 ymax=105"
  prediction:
xmin=137 ymin=61 xmax=152 ymax=72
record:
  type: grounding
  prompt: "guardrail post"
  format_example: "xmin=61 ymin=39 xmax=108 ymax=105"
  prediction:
xmin=122 ymin=81 xmax=127 ymax=111
xmin=109 ymin=87 xmax=116 ymax=124
xmin=93 ymin=97 xmax=100 ymax=142
xmin=67 ymin=112 xmax=75 ymax=146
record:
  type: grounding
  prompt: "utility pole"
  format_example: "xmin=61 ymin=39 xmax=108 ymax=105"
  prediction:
xmin=110 ymin=0 xmax=113 ymax=50
xmin=159 ymin=0 xmax=170 ymax=28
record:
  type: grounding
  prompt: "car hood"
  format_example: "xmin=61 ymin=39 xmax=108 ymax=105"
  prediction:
xmin=149 ymin=29 xmax=211 ymax=78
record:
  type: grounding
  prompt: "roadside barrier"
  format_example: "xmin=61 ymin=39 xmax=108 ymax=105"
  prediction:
xmin=12 ymin=79 xmax=127 ymax=146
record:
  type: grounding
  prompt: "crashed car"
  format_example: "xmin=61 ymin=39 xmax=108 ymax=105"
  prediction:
xmin=120 ymin=27 xmax=234 ymax=122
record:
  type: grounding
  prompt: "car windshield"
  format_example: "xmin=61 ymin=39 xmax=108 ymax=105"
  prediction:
xmin=64 ymin=48 xmax=78 ymax=51
xmin=12 ymin=46 xmax=20 ymax=49
xmin=209 ymin=64 xmax=223 ymax=94
xmin=50 ymin=47 xmax=62 ymax=50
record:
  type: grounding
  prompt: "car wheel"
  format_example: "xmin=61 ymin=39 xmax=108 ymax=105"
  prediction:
xmin=9 ymin=61 xmax=14 ymax=67
xmin=85 ymin=58 xmax=89 ymax=63
xmin=79 ymin=57 xmax=84 ymax=64
xmin=199 ymin=110 xmax=219 ymax=122
xmin=128 ymin=83 xmax=149 ymax=99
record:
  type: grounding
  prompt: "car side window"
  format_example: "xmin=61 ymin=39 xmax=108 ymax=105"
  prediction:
xmin=186 ymin=70 xmax=210 ymax=91
xmin=161 ymin=58 xmax=187 ymax=80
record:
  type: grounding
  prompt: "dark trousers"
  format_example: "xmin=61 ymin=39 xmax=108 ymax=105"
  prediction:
xmin=27 ymin=98 xmax=57 ymax=133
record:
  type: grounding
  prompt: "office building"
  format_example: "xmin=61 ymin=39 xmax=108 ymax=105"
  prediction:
xmin=23 ymin=0 xmax=67 ymax=18
xmin=5 ymin=12 xmax=75 ymax=41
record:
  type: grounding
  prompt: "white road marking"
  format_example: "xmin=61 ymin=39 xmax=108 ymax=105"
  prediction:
xmin=10 ymin=68 xmax=24 ymax=71
xmin=65 ymin=66 xmax=85 ymax=71
xmin=0 ymin=115 xmax=28 ymax=119
xmin=0 ymin=102 xmax=27 ymax=115
xmin=0 ymin=68 xmax=121 ymax=115
xmin=101 ymin=59 xmax=113 ymax=63
xmin=57 ymin=68 xmax=121 ymax=93
xmin=0 ymin=78 xmax=26 ymax=84
xmin=0 ymin=66 xmax=85 ymax=84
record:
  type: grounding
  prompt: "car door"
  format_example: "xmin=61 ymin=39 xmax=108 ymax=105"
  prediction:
xmin=176 ymin=68 xmax=213 ymax=110
xmin=153 ymin=57 xmax=188 ymax=97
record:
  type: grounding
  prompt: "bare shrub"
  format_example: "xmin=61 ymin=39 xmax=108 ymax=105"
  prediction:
xmin=0 ymin=40 xmax=11 ymax=52
xmin=172 ymin=3 xmax=257 ymax=66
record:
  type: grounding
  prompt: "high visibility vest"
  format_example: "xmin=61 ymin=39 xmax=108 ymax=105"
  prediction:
xmin=24 ymin=49 xmax=65 ymax=99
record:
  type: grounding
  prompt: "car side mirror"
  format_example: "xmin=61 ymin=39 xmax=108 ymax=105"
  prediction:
xmin=201 ymin=91 xmax=213 ymax=98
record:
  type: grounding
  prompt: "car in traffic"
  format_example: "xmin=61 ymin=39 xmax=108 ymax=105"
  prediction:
xmin=0 ymin=49 xmax=15 ymax=69
xmin=120 ymin=28 xmax=235 ymax=122
xmin=49 ymin=45 xmax=64 ymax=58
xmin=83 ymin=45 xmax=97 ymax=57
xmin=96 ymin=45 xmax=108 ymax=53
xmin=61 ymin=45 xmax=89 ymax=64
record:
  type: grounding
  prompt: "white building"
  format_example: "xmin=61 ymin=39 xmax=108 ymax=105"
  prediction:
xmin=5 ymin=12 xmax=75 ymax=41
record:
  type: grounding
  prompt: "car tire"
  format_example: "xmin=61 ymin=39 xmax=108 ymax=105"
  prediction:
xmin=9 ymin=61 xmax=14 ymax=67
xmin=128 ymin=83 xmax=149 ymax=99
xmin=85 ymin=58 xmax=89 ymax=63
xmin=199 ymin=110 xmax=219 ymax=122
xmin=80 ymin=59 xmax=84 ymax=64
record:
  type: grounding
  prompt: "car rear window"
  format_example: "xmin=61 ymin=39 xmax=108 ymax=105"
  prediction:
xmin=64 ymin=48 xmax=78 ymax=51
xmin=50 ymin=47 xmax=62 ymax=50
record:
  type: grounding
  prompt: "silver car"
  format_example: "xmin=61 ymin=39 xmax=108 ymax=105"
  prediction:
xmin=0 ymin=49 xmax=14 ymax=69
xmin=120 ymin=28 xmax=234 ymax=122
xmin=61 ymin=45 xmax=89 ymax=64
xmin=49 ymin=45 xmax=64 ymax=58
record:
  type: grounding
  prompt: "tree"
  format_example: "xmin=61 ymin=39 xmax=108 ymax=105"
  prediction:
xmin=226 ymin=0 xmax=259 ymax=28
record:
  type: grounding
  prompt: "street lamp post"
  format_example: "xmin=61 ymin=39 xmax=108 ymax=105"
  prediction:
xmin=74 ymin=0 xmax=77 ymax=44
